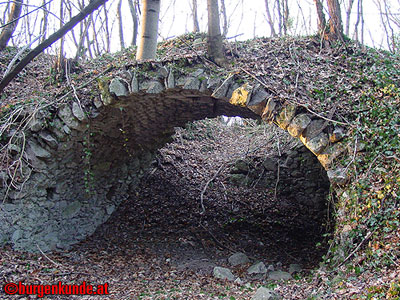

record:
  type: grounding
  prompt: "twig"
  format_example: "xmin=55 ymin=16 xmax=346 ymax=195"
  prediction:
xmin=47 ymin=271 xmax=104 ymax=278
xmin=335 ymin=230 xmax=374 ymax=269
xmin=302 ymin=104 xmax=349 ymax=126
xmin=200 ymin=164 xmax=224 ymax=215
xmin=176 ymin=36 xmax=220 ymax=68
xmin=0 ymin=0 xmax=54 ymax=29
xmin=198 ymin=222 xmax=236 ymax=253
xmin=274 ymin=162 xmax=280 ymax=202
xmin=273 ymin=136 xmax=281 ymax=201
xmin=239 ymin=67 xmax=278 ymax=95
xmin=366 ymin=154 xmax=380 ymax=177
xmin=48 ymin=65 xmax=114 ymax=107
xmin=65 ymin=59 xmax=82 ymax=109
xmin=226 ymin=33 xmax=244 ymax=40
xmin=383 ymin=154 xmax=400 ymax=163
xmin=345 ymin=135 xmax=358 ymax=173
xmin=4 ymin=35 xmax=42 ymax=77
xmin=211 ymin=74 xmax=235 ymax=98
xmin=239 ymin=67 xmax=350 ymax=126
xmin=220 ymin=181 xmax=228 ymax=203
xmin=36 ymin=244 xmax=63 ymax=268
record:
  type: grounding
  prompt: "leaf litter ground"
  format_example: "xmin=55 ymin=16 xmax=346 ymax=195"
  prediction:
xmin=1 ymin=34 xmax=400 ymax=299
xmin=1 ymin=119 xmax=333 ymax=299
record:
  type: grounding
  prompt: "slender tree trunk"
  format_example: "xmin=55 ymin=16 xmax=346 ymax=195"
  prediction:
xmin=360 ymin=0 xmax=364 ymax=44
xmin=0 ymin=0 xmax=23 ymax=51
xmin=276 ymin=0 xmax=283 ymax=36
xmin=128 ymin=0 xmax=139 ymax=46
xmin=85 ymin=22 xmax=93 ymax=58
xmin=1 ymin=2 xmax=11 ymax=27
xmin=207 ymin=0 xmax=226 ymax=65
xmin=103 ymin=3 xmax=111 ymax=52
xmin=383 ymin=0 xmax=395 ymax=52
xmin=265 ymin=0 xmax=276 ymax=37
xmin=0 ymin=0 xmax=109 ymax=93
xmin=327 ymin=0 xmax=344 ymax=41
xmin=282 ymin=0 xmax=289 ymax=35
xmin=354 ymin=0 xmax=361 ymax=41
xmin=40 ymin=0 xmax=49 ymax=43
xmin=117 ymin=0 xmax=125 ymax=49
xmin=91 ymin=12 xmax=101 ymax=56
xmin=136 ymin=0 xmax=161 ymax=60
xmin=314 ymin=0 xmax=326 ymax=36
xmin=253 ymin=11 xmax=257 ymax=38
xmin=220 ymin=0 xmax=228 ymax=37
xmin=345 ymin=0 xmax=355 ymax=36
xmin=68 ymin=0 xmax=80 ymax=49
xmin=54 ymin=0 xmax=66 ymax=80
xmin=75 ymin=14 xmax=92 ymax=59
xmin=192 ymin=0 xmax=200 ymax=33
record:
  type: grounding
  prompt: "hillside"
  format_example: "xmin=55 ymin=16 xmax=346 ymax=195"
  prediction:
xmin=0 ymin=34 xmax=399 ymax=299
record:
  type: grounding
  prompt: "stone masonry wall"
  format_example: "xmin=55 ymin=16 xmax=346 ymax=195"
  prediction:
xmin=0 ymin=59 xmax=347 ymax=252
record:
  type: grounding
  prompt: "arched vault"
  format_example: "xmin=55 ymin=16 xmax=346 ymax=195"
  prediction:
xmin=0 ymin=58 xmax=347 ymax=252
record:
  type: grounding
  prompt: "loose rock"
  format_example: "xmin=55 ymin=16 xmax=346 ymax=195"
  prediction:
xmin=268 ymin=270 xmax=292 ymax=281
xmin=252 ymin=287 xmax=282 ymax=300
xmin=247 ymin=262 xmax=268 ymax=275
xmin=213 ymin=266 xmax=235 ymax=281
xmin=228 ymin=252 xmax=250 ymax=266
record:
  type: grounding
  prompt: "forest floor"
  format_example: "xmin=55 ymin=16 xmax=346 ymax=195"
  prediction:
xmin=1 ymin=119 xmax=396 ymax=299
xmin=1 ymin=34 xmax=399 ymax=299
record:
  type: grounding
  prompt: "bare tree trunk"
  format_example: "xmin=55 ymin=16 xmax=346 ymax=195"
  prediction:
xmin=282 ymin=0 xmax=289 ymax=35
xmin=103 ymin=3 xmax=111 ymax=52
xmin=136 ymin=0 xmax=161 ymax=60
xmin=91 ymin=12 xmax=101 ymax=56
xmin=0 ymin=0 xmax=23 ymax=51
xmin=207 ymin=0 xmax=226 ymax=65
xmin=345 ymin=0 xmax=355 ymax=36
xmin=67 ymin=0 xmax=80 ymax=49
xmin=374 ymin=0 xmax=391 ymax=50
xmin=1 ymin=2 xmax=11 ymax=26
xmin=75 ymin=14 xmax=92 ymax=60
xmin=265 ymin=0 xmax=276 ymax=37
xmin=276 ymin=0 xmax=283 ymax=36
xmin=85 ymin=22 xmax=93 ymax=58
xmin=128 ymin=0 xmax=139 ymax=46
xmin=117 ymin=0 xmax=125 ymax=49
xmin=297 ymin=1 xmax=309 ymax=35
xmin=253 ymin=11 xmax=257 ymax=38
xmin=383 ymin=0 xmax=395 ymax=52
xmin=192 ymin=0 xmax=200 ymax=32
xmin=354 ymin=0 xmax=361 ymax=41
xmin=327 ymin=0 xmax=344 ymax=41
xmin=54 ymin=0 xmax=66 ymax=81
xmin=0 ymin=0 xmax=109 ymax=93
xmin=314 ymin=0 xmax=326 ymax=36
xmin=40 ymin=0 xmax=49 ymax=43
xmin=220 ymin=0 xmax=228 ymax=37
xmin=360 ymin=0 xmax=364 ymax=44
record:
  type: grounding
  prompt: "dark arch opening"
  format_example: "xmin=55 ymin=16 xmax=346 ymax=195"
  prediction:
xmin=76 ymin=117 xmax=333 ymax=274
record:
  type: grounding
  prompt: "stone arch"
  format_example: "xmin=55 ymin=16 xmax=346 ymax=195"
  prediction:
xmin=0 ymin=59 xmax=347 ymax=252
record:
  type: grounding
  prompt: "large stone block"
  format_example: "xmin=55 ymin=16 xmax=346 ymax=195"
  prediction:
xmin=276 ymin=104 xmax=297 ymax=129
xmin=72 ymin=102 xmax=87 ymax=122
xmin=301 ymin=119 xmax=325 ymax=141
xmin=109 ymin=78 xmax=129 ymax=97
xmin=58 ymin=104 xmax=80 ymax=130
xmin=262 ymin=98 xmax=278 ymax=121
xmin=302 ymin=132 xmax=329 ymax=154
xmin=287 ymin=114 xmax=311 ymax=137
xmin=317 ymin=142 xmax=346 ymax=169
xmin=230 ymin=84 xmax=251 ymax=107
